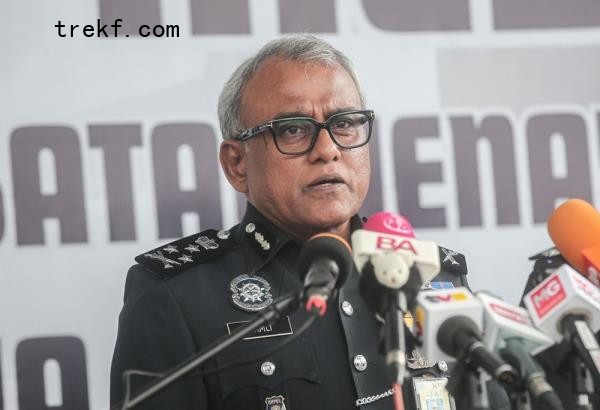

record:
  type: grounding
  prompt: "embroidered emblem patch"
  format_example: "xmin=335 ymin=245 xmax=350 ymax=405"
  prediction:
xmin=265 ymin=395 xmax=286 ymax=410
xmin=230 ymin=274 xmax=273 ymax=312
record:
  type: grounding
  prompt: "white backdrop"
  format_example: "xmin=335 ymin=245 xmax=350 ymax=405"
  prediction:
xmin=2 ymin=0 xmax=600 ymax=409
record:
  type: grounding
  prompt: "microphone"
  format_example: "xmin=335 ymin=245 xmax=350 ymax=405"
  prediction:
xmin=548 ymin=198 xmax=600 ymax=285
xmin=523 ymin=264 xmax=600 ymax=387
xmin=476 ymin=292 xmax=562 ymax=410
xmin=352 ymin=211 xmax=428 ymax=386
xmin=297 ymin=233 xmax=353 ymax=316
xmin=415 ymin=287 xmax=517 ymax=387
xmin=352 ymin=212 xmax=441 ymax=309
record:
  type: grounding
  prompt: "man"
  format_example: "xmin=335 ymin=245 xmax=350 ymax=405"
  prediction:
xmin=110 ymin=35 xmax=493 ymax=409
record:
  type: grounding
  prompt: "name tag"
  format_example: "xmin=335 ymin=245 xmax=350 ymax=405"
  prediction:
xmin=412 ymin=377 xmax=453 ymax=410
xmin=226 ymin=316 xmax=293 ymax=340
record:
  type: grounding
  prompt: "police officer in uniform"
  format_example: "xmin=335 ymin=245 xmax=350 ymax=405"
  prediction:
xmin=110 ymin=35 xmax=506 ymax=409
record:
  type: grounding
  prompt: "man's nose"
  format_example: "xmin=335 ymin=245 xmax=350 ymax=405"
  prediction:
xmin=307 ymin=127 xmax=340 ymax=162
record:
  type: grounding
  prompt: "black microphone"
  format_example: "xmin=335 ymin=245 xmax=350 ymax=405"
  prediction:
xmin=501 ymin=339 xmax=563 ymax=410
xmin=438 ymin=316 xmax=518 ymax=387
xmin=297 ymin=233 xmax=353 ymax=316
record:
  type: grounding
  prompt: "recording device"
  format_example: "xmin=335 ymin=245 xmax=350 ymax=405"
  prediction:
xmin=416 ymin=288 xmax=518 ymax=409
xmin=521 ymin=247 xmax=567 ymax=299
xmin=298 ymin=233 xmax=354 ymax=316
xmin=352 ymin=211 xmax=429 ymax=387
xmin=548 ymin=198 xmax=600 ymax=286
xmin=477 ymin=292 xmax=561 ymax=410
xmin=415 ymin=288 xmax=516 ymax=383
xmin=523 ymin=264 xmax=600 ymax=388
xmin=352 ymin=212 xmax=440 ymax=314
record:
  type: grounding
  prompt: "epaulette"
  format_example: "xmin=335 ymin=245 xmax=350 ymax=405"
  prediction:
xmin=528 ymin=246 xmax=566 ymax=276
xmin=528 ymin=246 xmax=562 ymax=261
xmin=438 ymin=245 xmax=468 ymax=276
xmin=135 ymin=228 xmax=236 ymax=279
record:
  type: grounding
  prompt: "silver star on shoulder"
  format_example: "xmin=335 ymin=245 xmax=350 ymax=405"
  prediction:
xmin=441 ymin=247 xmax=460 ymax=266
xmin=195 ymin=235 xmax=219 ymax=250
xmin=162 ymin=245 xmax=179 ymax=254
xmin=143 ymin=251 xmax=181 ymax=270
xmin=185 ymin=244 xmax=200 ymax=253
xmin=178 ymin=254 xmax=193 ymax=263
xmin=254 ymin=232 xmax=270 ymax=251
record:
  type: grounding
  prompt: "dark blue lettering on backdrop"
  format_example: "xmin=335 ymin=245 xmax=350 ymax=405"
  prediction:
xmin=2 ymin=109 xmax=599 ymax=247
xmin=15 ymin=337 xmax=89 ymax=410
xmin=96 ymin=0 xmax=599 ymax=37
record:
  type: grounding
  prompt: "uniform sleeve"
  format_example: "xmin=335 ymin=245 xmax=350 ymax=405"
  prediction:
xmin=110 ymin=265 xmax=208 ymax=409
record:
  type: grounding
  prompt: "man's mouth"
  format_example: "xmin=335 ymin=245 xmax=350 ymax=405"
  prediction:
xmin=307 ymin=174 xmax=346 ymax=188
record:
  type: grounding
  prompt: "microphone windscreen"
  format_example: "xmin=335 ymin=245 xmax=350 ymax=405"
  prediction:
xmin=547 ymin=199 xmax=600 ymax=273
xmin=297 ymin=233 xmax=353 ymax=289
xmin=364 ymin=211 xmax=415 ymax=238
xmin=437 ymin=316 xmax=479 ymax=357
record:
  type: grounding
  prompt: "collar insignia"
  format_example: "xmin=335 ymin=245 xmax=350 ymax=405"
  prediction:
xmin=265 ymin=395 xmax=286 ymax=410
xmin=230 ymin=274 xmax=274 ymax=312
xmin=244 ymin=221 xmax=278 ymax=256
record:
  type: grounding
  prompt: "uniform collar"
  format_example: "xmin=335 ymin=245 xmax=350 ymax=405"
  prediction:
xmin=234 ymin=203 xmax=294 ymax=275
xmin=234 ymin=202 xmax=363 ymax=275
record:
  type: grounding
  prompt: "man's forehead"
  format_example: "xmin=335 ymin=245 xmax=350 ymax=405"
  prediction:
xmin=240 ymin=58 xmax=361 ymax=124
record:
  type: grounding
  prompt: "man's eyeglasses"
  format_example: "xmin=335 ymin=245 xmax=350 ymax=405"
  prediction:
xmin=234 ymin=110 xmax=375 ymax=155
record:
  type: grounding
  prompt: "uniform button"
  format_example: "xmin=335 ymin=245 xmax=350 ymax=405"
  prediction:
xmin=245 ymin=223 xmax=256 ymax=233
xmin=341 ymin=301 xmax=354 ymax=316
xmin=260 ymin=361 xmax=276 ymax=376
xmin=353 ymin=355 xmax=367 ymax=372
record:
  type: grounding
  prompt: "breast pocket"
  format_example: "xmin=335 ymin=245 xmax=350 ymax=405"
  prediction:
xmin=215 ymin=333 xmax=321 ymax=400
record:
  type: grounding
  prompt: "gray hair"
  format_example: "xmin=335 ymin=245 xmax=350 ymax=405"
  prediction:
xmin=217 ymin=34 xmax=366 ymax=140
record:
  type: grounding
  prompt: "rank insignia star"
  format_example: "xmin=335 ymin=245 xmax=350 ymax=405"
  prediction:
xmin=177 ymin=254 xmax=193 ymax=263
xmin=185 ymin=244 xmax=200 ymax=253
xmin=162 ymin=245 xmax=179 ymax=254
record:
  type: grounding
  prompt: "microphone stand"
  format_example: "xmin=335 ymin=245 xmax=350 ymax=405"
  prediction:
xmin=384 ymin=291 xmax=407 ymax=410
xmin=572 ymin=357 xmax=594 ymax=410
xmin=112 ymin=291 xmax=304 ymax=410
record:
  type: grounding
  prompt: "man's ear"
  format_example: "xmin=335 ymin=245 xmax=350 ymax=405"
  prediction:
xmin=219 ymin=139 xmax=249 ymax=194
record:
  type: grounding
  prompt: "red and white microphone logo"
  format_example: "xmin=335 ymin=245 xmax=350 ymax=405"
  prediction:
xmin=530 ymin=276 xmax=566 ymax=319
xmin=382 ymin=214 xmax=415 ymax=237
xmin=490 ymin=302 xmax=529 ymax=324
xmin=375 ymin=236 xmax=418 ymax=254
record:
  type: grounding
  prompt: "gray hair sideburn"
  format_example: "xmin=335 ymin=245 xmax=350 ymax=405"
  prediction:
xmin=217 ymin=34 xmax=366 ymax=140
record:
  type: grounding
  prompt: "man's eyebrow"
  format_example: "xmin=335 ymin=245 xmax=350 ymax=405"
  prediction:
xmin=271 ymin=111 xmax=309 ymax=120
xmin=271 ymin=107 xmax=361 ymax=121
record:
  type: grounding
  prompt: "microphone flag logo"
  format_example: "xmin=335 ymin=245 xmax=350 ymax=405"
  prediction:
xmin=530 ymin=276 xmax=566 ymax=318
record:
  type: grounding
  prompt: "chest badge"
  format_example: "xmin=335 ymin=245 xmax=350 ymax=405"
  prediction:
xmin=265 ymin=395 xmax=286 ymax=410
xmin=230 ymin=274 xmax=274 ymax=312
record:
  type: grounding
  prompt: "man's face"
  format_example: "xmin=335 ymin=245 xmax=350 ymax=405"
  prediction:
xmin=230 ymin=57 xmax=371 ymax=240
